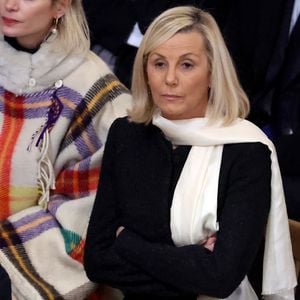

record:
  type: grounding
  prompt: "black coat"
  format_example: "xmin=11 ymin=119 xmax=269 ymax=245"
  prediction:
xmin=84 ymin=117 xmax=271 ymax=299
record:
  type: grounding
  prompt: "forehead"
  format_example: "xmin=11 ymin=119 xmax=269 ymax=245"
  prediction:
xmin=150 ymin=31 xmax=205 ymax=57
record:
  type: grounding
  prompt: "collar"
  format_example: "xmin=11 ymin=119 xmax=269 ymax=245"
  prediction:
xmin=0 ymin=33 xmax=86 ymax=95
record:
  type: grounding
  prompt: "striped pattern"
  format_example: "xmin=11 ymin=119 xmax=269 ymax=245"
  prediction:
xmin=55 ymin=166 xmax=100 ymax=199
xmin=62 ymin=229 xmax=85 ymax=264
xmin=62 ymin=74 xmax=129 ymax=151
xmin=0 ymin=220 xmax=62 ymax=300
xmin=1 ymin=210 xmax=57 ymax=246
xmin=0 ymin=87 xmax=55 ymax=118
xmin=0 ymin=78 xmax=116 ymax=219
xmin=0 ymin=92 xmax=26 ymax=220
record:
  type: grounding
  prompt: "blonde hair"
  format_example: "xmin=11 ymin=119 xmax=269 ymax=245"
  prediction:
xmin=53 ymin=0 xmax=90 ymax=53
xmin=129 ymin=6 xmax=249 ymax=125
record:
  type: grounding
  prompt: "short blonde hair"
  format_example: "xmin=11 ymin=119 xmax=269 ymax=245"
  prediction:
xmin=129 ymin=6 xmax=249 ymax=125
xmin=54 ymin=0 xmax=90 ymax=53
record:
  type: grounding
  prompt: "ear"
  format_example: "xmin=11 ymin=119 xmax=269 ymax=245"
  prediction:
xmin=54 ymin=0 xmax=71 ymax=19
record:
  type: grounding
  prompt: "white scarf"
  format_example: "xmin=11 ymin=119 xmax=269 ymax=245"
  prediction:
xmin=152 ymin=113 xmax=296 ymax=300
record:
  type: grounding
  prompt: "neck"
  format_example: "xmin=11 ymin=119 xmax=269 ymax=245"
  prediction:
xmin=14 ymin=25 xmax=54 ymax=50
xmin=4 ymin=36 xmax=39 ymax=54
xmin=16 ymin=37 xmax=43 ymax=50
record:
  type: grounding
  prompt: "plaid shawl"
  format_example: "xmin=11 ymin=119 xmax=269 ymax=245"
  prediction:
xmin=0 ymin=41 xmax=131 ymax=299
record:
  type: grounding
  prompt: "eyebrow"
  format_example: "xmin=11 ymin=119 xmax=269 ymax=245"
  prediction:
xmin=149 ymin=52 xmax=201 ymax=59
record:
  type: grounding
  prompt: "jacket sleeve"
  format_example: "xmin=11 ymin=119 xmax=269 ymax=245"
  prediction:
xmin=114 ymin=143 xmax=271 ymax=298
xmin=84 ymin=120 xmax=195 ymax=297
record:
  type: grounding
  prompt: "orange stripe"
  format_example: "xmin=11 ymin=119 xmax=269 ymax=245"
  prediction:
xmin=68 ymin=80 xmax=120 ymax=133
xmin=1 ymin=215 xmax=53 ymax=237
xmin=16 ymin=215 xmax=53 ymax=234
xmin=0 ymin=96 xmax=51 ymax=109
xmin=0 ymin=94 xmax=25 ymax=220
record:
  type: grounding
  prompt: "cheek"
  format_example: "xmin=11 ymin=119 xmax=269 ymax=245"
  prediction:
xmin=190 ymin=74 xmax=209 ymax=91
xmin=31 ymin=5 xmax=54 ymax=22
xmin=148 ymin=76 xmax=160 ymax=95
xmin=147 ymin=66 xmax=163 ymax=89
xmin=31 ymin=13 xmax=53 ymax=30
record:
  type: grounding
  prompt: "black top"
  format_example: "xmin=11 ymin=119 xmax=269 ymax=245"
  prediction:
xmin=84 ymin=117 xmax=271 ymax=299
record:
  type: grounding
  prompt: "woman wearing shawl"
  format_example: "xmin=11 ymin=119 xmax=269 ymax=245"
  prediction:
xmin=0 ymin=0 xmax=131 ymax=298
xmin=84 ymin=6 xmax=296 ymax=300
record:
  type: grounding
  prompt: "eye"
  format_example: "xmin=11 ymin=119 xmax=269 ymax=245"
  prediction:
xmin=181 ymin=61 xmax=194 ymax=69
xmin=153 ymin=60 xmax=166 ymax=69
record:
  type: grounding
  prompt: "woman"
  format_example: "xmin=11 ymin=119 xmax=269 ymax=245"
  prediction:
xmin=84 ymin=6 xmax=296 ymax=300
xmin=0 ymin=0 xmax=131 ymax=299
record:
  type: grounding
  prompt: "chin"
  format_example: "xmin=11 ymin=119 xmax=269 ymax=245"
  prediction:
xmin=1 ymin=29 xmax=18 ymax=37
xmin=161 ymin=113 xmax=180 ymax=120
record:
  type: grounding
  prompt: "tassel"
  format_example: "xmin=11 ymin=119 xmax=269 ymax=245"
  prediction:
xmin=27 ymin=87 xmax=63 ymax=209
xmin=27 ymin=88 xmax=63 ymax=151
xmin=37 ymin=131 xmax=56 ymax=209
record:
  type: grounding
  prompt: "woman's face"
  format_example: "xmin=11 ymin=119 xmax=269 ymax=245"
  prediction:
xmin=146 ymin=31 xmax=211 ymax=120
xmin=0 ymin=0 xmax=63 ymax=48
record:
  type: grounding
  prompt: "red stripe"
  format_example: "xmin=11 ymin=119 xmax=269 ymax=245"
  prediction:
xmin=55 ymin=168 xmax=100 ymax=196
xmin=69 ymin=239 xmax=85 ymax=263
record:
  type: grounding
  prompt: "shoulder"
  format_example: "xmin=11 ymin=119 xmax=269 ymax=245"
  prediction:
xmin=64 ymin=51 xmax=129 ymax=95
xmin=108 ymin=118 xmax=162 ymax=144
xmin=63 ymin=51 xmax=132 ymax=116
xmin=223 ymin=142 xmax=270 ymax=156
xmin=109 ymin=117 xmax=149 ymax=136
xmin=223 ymin=142 xmax=271 ymax=166
xmin=220 ymin=142 xmax=272 ymax=184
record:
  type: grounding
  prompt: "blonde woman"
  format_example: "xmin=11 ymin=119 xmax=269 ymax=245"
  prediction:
xmin=0 ymin=0 xmax=131 ymax=298
xmin=84 ymin=6 xmax=296 ymax=300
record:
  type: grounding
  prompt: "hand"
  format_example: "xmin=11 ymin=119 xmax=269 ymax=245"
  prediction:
xmin=116 ymin=226 xmax=125 ymax=237
xmin=201 ymin=234 xmax=217 ymax=252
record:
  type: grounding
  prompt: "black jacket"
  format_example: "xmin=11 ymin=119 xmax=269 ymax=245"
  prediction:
xmin=84 ymin=117 xmax=271 ymax=299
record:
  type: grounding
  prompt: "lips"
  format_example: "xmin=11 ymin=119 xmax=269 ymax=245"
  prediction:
xmin=2 ymin=16 xmax=20 ymax=26
xmin=161 ymin=94 xmax=182 ymax=101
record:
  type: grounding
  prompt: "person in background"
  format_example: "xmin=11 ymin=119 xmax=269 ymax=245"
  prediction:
xmin=84 ymin=6 xmax=296 ymax=300
xmin=83 ymin=0 xmax=218 ymax=88
xmin=214 ymin=0 xmax=300 ymax=221
xmin=0 ymin=0 xmax=131 ymax=298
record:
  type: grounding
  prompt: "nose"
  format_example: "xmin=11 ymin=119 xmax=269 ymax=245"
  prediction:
xmin=165 ymin=66 xmax=178 ymax=86
xmin=5 ymin=0 xmax=19 ymax=11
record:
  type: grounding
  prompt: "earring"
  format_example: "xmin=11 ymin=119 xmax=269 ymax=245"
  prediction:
xmin=51 ymin=17 xmax=59 ymax=35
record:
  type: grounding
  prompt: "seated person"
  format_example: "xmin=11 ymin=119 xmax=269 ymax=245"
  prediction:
xmin=84 ymin=6 xmax=296 ymax=300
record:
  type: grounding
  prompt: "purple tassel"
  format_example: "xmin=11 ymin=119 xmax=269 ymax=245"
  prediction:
xmin=36 ymin=90 xmax=63 ymax=147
